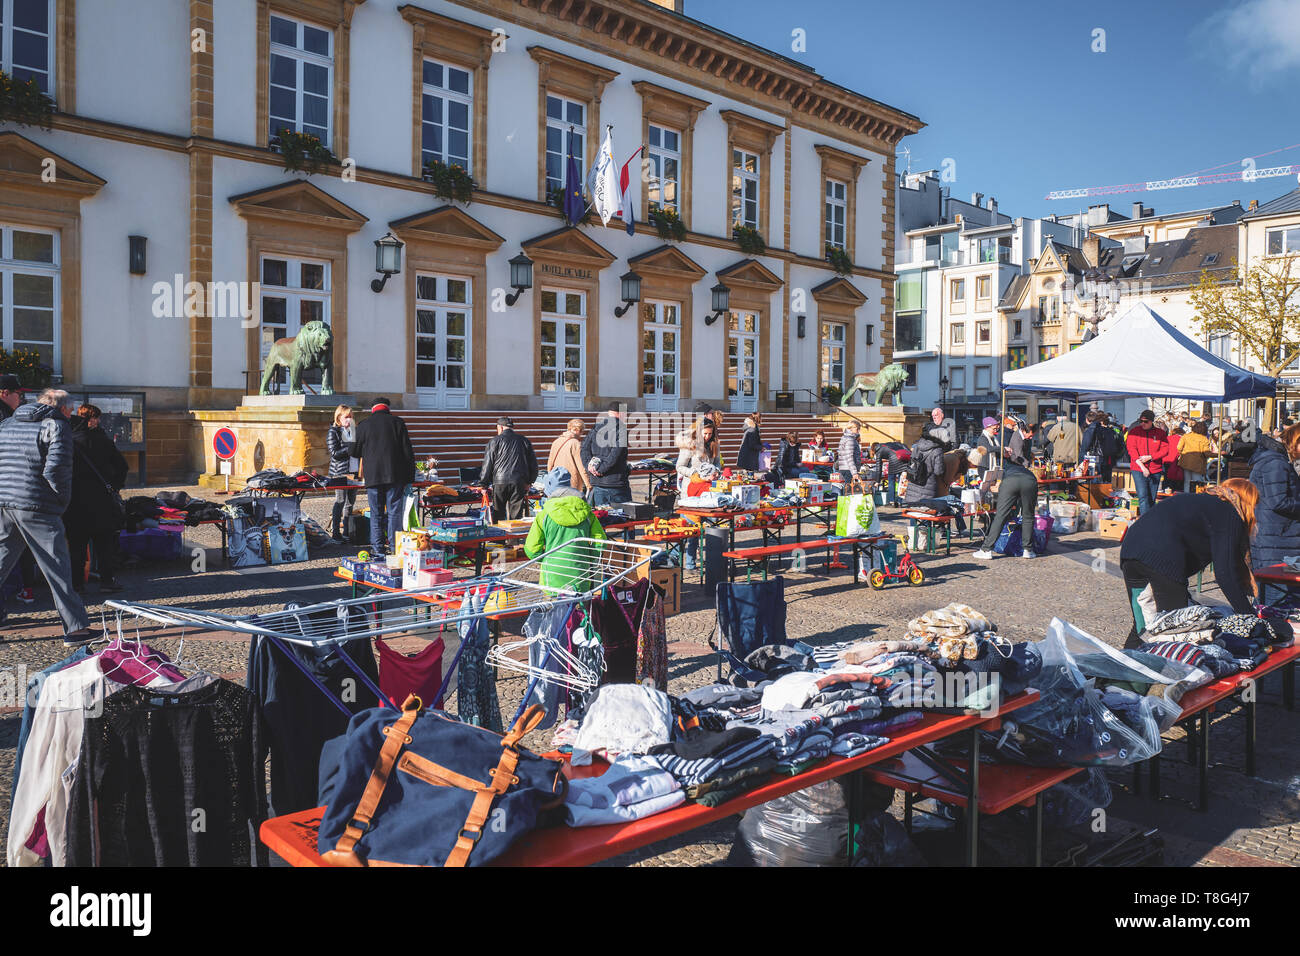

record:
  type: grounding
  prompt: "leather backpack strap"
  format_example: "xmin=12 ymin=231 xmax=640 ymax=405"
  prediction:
xmin=321 ymin=694 xmax=423 ymax=866
xmin=443 ymin=705 xmax=547 ymax=868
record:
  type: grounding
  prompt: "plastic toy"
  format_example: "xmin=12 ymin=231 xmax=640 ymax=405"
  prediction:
xmin=866 ymin=535 xmax=924 ymax=589
xmin=357 ymin=550 xmax=371 ymax=561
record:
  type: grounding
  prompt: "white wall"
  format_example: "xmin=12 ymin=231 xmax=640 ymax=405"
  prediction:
xmin=76 ymin=0 xmax=189 ymax=134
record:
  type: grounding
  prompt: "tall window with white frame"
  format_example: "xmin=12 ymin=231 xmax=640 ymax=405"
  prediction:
xmin=647 ymin=124 xmax=680 ymax=213
xmin=824 ymin=179 xmax=847 ymax=254
xmin=1 ymin=0 xmax=54 ymax=94
xmin=820 ymin=322 xmax=846 ymax=395
xmin=0 ymin=224 xmax=59 ymax=372
xmin=731 ymin=149 xmax=759 ymax=231
xmin=269 ymin=14 xmax=333 ymax=147
xmin=421 ymin=60 xmax=472 ymax=175
xmin=415 ymin=274 xmax=471 ymax=410
xmin=545 ymin=94 xmax=585 ymax=194
xmin=260 ymin=256 xmax=329 ymax=392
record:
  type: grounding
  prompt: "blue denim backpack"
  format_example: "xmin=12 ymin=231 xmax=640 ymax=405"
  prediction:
xmin=317 ymin=696 xmax=567 ymax=866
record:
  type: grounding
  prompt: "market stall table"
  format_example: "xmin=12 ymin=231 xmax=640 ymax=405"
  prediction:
xmin=258 ymin=690 xmax=1040 ymax=868
xmin=1136 ymin=642 xmax=1298 ymax=810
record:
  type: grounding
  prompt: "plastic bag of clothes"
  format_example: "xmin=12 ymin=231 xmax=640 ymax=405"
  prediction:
xmin=734 ymin=779 xmax=850 ymax=866
xmin=1041 ymin=768 xmax=1112 ymax=828
xmin=989 ymin=618 xmax=1208 ymax=768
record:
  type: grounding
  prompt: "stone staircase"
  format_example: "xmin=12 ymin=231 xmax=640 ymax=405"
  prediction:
xmin=396 ymin=408 xmax=838 ymax=478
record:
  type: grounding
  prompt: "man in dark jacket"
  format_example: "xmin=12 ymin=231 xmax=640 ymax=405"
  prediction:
xmin=1249 ymin=427 xmax=1300 ymax=605
xmin=480 ymin=416 xmax=538 ymax=520
xmin=66 ymin=405 xmax=129 ymax=594
xmin=0 ymin=373 xmax=21 ymax=421
xmin=902 ymin=424 xmax=947 ymax=504
xmin=0 ymin=389 xmax=91 ymax=642
xmin=352 ymin=398 xmax=415 ymax=556
xmin=581 ymin=402 xmax=632 ymax=506
xmin=974 ymin=416 xmax=1040 ymax=561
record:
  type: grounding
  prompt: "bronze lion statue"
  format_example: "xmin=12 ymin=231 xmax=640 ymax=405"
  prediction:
xmin=842 ymin=362 xmax=908 ymax=406
xmin=259 ymin=320 xmax=334 ymax=395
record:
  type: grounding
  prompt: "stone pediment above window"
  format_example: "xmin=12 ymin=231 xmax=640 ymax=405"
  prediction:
xmin=627 ymin=244 xmax=707 ymax=281
xmin=521 ymin=225 xmax=616 ymax=266
xmin=811 ymin=275 xmax=867 ymax=307
xmin=0 ymin=132 xmax=105 ymax=199
xmin=399 ymin=4 xmax=497 ymax=65
xmin=228 ymin=180 xmax=368 ymax=232
xmin=632 ymin=80 xmax=709 ymax=131
xmin=389 ymin=205 xmax=504 ymax=252
xmin=528 ymin=46 xmax=619 ymax=102
xmin=716 ymin=257 xmax=783 ymax=292
xmin=814 ymin=144 xmax=870 ymax=181
xmin=720 ymin=109 xmax=783 ymax=155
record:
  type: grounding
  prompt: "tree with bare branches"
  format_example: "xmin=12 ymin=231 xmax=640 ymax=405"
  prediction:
xmin=1191 ymin=253 xmax=1300 ymax=425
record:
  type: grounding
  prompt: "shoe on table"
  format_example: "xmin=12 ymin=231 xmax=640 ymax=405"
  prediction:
xmin=63 ymin=628 xmax=96 ymax=647
xmin=16 ymin=587 xmax=34 ymax=604
xmin=973 ymin=549 xmax=996 ymax=560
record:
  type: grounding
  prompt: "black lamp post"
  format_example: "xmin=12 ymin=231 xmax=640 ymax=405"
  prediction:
xmin=614 ymin=270 xmax=642 ymax=317
xmin=704 ymin=282 xmax=730 ymax=325
xmin=370 ymin=232 xmax=404 ymax=292
xmin=505 ymin=252 xmax=533 ymax=306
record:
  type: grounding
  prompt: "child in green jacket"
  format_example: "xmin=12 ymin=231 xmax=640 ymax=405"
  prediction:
xmin=524 ymin=467 xmax=607 ymax=592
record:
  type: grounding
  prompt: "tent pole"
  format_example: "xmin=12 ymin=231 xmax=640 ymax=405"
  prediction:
xmin=1000 ymin=388 xmax=1006 ymax=469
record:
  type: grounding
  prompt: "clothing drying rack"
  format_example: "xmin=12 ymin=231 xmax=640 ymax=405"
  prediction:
xmin=104 ymin=538 xmax=662 ymax=719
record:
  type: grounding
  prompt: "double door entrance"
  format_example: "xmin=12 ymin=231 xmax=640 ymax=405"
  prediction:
xmin=641 ymin=300 xmax=679 ymax=412
xmin=415 ymin=274 xmax=471 ymax=409
xmin=727 ymin=310 xmax=759 ymax=413
xmin=540 ymin=289 xmax=586 ymax=411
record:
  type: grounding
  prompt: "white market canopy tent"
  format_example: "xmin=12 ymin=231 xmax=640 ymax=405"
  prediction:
xmin=1000 ymin=303 xmax=1277 ymax=402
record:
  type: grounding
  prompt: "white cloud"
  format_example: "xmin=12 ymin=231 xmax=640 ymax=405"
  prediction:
xmin=1200 ymin=0 xmax=1300 ymax=83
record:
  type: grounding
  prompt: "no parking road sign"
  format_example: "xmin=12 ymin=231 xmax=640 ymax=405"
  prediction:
xmin=213 ymin=427 xmax=237 ymax=460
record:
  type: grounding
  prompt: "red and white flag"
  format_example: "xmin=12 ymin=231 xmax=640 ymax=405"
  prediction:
xmin=617 ymin=145 xmax=644 ymax=236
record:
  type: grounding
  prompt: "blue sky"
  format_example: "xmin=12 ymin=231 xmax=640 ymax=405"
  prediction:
xmin=688 ymin=0 xmax=1300 ymax=221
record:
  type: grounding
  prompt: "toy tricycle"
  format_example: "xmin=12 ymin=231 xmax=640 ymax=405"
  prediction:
xmin=866 ymin=535 xmax=924 ymax=589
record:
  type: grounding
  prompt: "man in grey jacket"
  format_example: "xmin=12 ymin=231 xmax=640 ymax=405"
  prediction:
xmin=0 ymin=388 xmax=91 ymax=643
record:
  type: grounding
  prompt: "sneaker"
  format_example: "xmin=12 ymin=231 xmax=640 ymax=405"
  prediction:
xmin=63 ymin=628 xmax=96 ymax=647
xmin=1022 ymin=550 xmax=1037 ymax=559
xmin=16 ymin=587 xmax=34 ymax=604
xmin=973 ymin=549 xmax=996 ymax=560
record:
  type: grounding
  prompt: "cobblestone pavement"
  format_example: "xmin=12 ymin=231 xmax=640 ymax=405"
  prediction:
xmin=2 ymin=484 xmax=1296 ymax=867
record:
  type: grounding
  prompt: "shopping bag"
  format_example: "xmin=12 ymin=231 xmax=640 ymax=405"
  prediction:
xmin=226 ymin=515 xmax=267 ymax=568
xmin=1033 ymin=513 xmax=1053 ymax=553
xmin=834 ymin=492 xmax=880 ymax=538
xmin=993 ymin=519 xmax=1022 ymax=556
xmin=402 ymin=485 xmax=421 ymax=531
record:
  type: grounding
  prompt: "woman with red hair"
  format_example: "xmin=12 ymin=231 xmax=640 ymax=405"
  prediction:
xmin=1118 ymin=478 xmax=1259 ymax=647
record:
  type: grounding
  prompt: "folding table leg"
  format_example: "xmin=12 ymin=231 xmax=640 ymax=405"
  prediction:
xmin=1030 ymin=794 xmax=1043 ymax=867
xmin=1245 ymin=695 xmax=1256 ymax=777
xmin=1284 ymin=662 xmax=1295 ymax=711
xmin=846 ymin=771 xmax=861 ymax=861
xmin=904 ymin=791 xmax=914 ymax=833
xmin=966 ymin=727 xmax=980 ymax=867
xmin=1149 ymin=753 xmax=1160 ymax=801
xmin=1131 ymin=763 xmax=1142 ymax=796
xmin=1198 ymin=710 xmax=1210 ymax=812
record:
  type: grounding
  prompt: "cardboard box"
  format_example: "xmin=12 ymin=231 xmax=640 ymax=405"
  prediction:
xmin=403 ymin=549 xmax=445 ymax=576
xmin=805 ymin=481 xmax=834 ymax=504
xmin=396 ymin=530 xmax=437 ymax=555
xmin=364 ymin=563 xmax=403 ymax=588
xmin=1097 ymin=517 xmax=1132 ymax=540
xmin=650 ymin=566 xmax=681 ymax=616
xmin=496 ymin=518 xmax=533 ymax=533
xmin=733 ymin=484 xmax=761 ymax=508
xmin=403 ymin=566 xmax=454 ymax=590
xmin=340 ymin=556 xmax=368 ymax=577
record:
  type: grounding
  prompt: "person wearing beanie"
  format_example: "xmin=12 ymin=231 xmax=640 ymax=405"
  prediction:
xmin=974 ymin=417 xmax=1000 ymax=478
xmin=524 ymin=466 xmax=607 ymax=591
xmin=352 ymin=397 xmax=416 ymax=556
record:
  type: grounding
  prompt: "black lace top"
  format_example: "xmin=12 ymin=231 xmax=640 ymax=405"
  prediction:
xmin=66 ymin=679 xmax=269 ymax=867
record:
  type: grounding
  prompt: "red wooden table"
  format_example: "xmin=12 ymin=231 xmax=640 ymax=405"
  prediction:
xmin=259 ymin=690 xmax=1039 ymax=868
xmin=1137 ymin=641 xmax=1298 ymax=810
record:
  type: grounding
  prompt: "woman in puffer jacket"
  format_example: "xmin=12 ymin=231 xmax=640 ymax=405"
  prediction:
xmin=327 ymin=404 xmax=357 ymax=542
xmin=1247 ymin=423 xmax=1300 ymax=605
xmin=902 ymin=424 xmax=948 ymax=504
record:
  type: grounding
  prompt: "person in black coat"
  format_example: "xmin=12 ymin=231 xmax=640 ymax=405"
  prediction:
xmin=902 ymin=424 xmax=947 ymax=504
xmin=1248 ymin=426 xmax=1300 ymax=605
xmin=1080 ymin=410 xmax=1122 ymax=483
xmin=736 ymin=415 xmax=762 ymax=472
xmin=1119 ymin=479 xmax=1258 ymax=647
xmin=352 ymin=398 xmax=415 ymax=555
xmin=326 ymin=404 xmax=357 ymax=542
xmin=580 ymin=403 xmax=631 ymax=506
xmin=66 ymin=405 xmax=129 ymax=593
xmin=776 ymin=431 xmax=803 ymax=482
xmin=480 ymin=416 xmax=539 ymax=520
